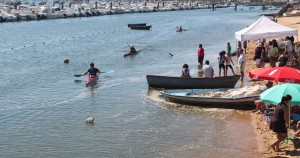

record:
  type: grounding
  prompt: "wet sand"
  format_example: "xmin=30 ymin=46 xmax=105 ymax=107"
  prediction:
xmin=247 ymin=16 xmax=300 ymax=157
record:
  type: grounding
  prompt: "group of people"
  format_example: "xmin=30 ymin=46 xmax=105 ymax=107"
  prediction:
xmin=184 ymin=35 xmax=300 ymax=80
xmin=181 ymin=43 xmax=246 ymax=79
xmin=252 ymin=36 xmax=299 ymax=69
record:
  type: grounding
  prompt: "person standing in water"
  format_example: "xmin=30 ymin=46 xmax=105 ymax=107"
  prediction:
xmin=227 ymin=42 xmax=231 ymax=54
xmin=197 ymin=44 xmax=205 ymax=66
xmin=225 ymin=52 xmax=235 ymax=76
xmin=218 ymin=51 xmax=226 ymax=77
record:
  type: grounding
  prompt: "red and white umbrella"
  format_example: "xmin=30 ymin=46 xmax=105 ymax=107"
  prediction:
xmin=248 ymin=67 xmax=300 ymax=83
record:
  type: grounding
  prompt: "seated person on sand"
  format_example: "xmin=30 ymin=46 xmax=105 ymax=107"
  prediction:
xmin=181 ymin=64 xmax=191 ymax=78
xmin=290 ymin=105 xmax=300 ymax=128
xmin=252 ymin=100 xmax=275 ymax=113
xmin=252 ymin=82 xmax=274 ymax=113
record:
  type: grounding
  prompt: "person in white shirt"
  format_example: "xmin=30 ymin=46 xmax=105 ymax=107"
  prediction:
xmin=202 ymin=60 xmax=214 ymax=78
xmin=285 ymin=36 xmax=294 ymax=63
xmin=238 ymin=49 xmax=246 ymax=81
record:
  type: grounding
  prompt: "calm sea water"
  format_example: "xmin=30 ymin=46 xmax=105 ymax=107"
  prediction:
xmin=0 ymin=7 xmax=276 ymax=157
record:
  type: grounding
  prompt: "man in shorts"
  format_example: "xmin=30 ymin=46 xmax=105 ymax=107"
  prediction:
xmin=218 ymin=51 xmax=226 ymax=77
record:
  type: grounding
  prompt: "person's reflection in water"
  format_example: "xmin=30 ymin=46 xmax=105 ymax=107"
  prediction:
xmin=198 ymin=64 xmax=203 ymax=78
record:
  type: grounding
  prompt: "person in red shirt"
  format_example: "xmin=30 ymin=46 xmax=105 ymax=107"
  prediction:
xmin=198 ymin=44 xmax=204 ymax=65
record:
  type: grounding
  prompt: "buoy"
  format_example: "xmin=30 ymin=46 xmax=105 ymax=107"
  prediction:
xmin=43 ymin=42 xmax=45 ymax=44
xmin=64 ymin=58 xmax=69 ymax=64
xmin=12 ymin=48 xmax=13 ymax=50
xmin=86 ymin=117 xmax=94 ymax=124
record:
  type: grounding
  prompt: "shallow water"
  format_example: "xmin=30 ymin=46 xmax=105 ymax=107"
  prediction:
xmin=0 ymin=7 xmax=277 ymax=157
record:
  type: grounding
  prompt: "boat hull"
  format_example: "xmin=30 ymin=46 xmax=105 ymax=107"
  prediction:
xmin=161 ymin=90 xmax=257 ymax=110
xmin=129 ymin=25 xmax=152 ymax=30
xmin=146 ymin=75 xmax=241 ymax=89
xmin=128 ymin=23 xmax=147 ymax=27
xmin=86 ymin=75 xmax=99 ymax=87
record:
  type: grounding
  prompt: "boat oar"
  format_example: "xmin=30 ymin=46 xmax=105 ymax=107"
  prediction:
xmin=74 ymin=70 xmax=114 ymax=77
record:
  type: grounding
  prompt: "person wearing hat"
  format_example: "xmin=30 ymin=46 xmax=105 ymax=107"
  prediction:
xmin=254 ymin=42 xmax=263 ymax=68
xmin=238 ymin=49 xmax=246 ymax=81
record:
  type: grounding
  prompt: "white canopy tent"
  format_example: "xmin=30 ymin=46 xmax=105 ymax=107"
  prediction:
xmin=235 ymin=16 xmax=298 ymax=41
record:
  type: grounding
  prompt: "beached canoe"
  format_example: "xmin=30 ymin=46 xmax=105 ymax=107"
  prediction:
xmin=129 ymin=25 xmax=152 ymax=30
xmin=124 ymin=50 xmax=140 ymax=57
xmin=146 ymin=75 xmax=241 ymax=89
xmin=128 ymin=23 xmax=147 ymax=27
xmin=160 ymin=89 xmax=258 ymax=110
xmin=86 ymin=75 xmax=99 ymax=87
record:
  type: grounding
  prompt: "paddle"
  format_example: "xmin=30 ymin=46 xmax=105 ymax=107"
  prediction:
xmin=74 ymin=70 xmax=114 ymax=77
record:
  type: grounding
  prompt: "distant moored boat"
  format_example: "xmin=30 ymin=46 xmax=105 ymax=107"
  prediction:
xmin=127 ymin=23 xmax=147 ymax=27
xmin=129 ymin=25 xmax=152 ymax=30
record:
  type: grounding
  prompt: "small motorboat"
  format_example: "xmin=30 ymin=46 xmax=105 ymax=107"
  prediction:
xmin=129 ymin=25 xmax=152 ymax=30
xmin=128 ymin=23 xmax=147 ymax=27
xmin=86 ymin=75 xmax=99 ymax=87
xmin=124 ymin=50 xmax=140 ymax=57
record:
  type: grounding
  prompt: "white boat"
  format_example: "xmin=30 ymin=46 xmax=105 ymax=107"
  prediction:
xmin=160 ymin=88 xmax=261 ymax=110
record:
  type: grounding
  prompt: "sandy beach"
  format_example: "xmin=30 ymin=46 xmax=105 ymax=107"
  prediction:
xmin=247 ymin=16 xmax=300 ymax=158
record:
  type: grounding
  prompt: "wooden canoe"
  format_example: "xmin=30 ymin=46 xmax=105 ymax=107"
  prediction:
xmin=146 ymin=75 xmax=241 ymax=89
xmin=160 ymin=89 xmax=258 ymax=110
xmin=128 ymin=23 xmax=147 ymax=27
xmin=129 ymin=25 xmax=152 ymax=30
